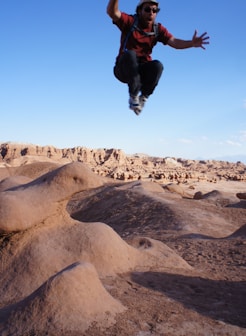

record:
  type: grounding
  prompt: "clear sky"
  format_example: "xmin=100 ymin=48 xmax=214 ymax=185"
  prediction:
xmin=1 ymin=1 xmax=246 ymax=162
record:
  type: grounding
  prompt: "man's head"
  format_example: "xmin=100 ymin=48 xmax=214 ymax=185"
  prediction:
xmin=136 ymin=0 xmax=160 ymax=13
xmin=136 ymin=1 xmax=160 ymax=25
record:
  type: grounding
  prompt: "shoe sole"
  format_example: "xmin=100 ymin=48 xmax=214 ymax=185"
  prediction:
xmin=129 ymin=105 xmax=141 ymax=115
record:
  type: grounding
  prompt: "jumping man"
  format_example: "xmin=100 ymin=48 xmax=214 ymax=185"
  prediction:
xmin=107 ymin=0 xmax=210 ymax=115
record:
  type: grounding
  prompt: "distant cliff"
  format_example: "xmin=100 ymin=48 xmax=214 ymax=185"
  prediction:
xmin=1 ymin=142 xmax=246 ymax=182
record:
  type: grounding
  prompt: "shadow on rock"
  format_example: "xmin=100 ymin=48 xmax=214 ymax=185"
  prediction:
xmin=131 ymin=271 xmax=246 ymax=328
xmin=226 ymin=201 xmax=246 ymax=209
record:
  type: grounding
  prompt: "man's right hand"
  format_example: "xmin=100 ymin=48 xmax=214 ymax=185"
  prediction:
xmin=107 ymin=0 xmax=121 ymax=21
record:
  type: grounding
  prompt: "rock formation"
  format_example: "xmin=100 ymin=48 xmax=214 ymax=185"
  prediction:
xmin=1 ymin=142 xmax=246 ymax=183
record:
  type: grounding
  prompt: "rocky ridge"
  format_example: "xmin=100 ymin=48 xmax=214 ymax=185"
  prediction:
xmin=1 ymin=142 xmax=246 ymax=183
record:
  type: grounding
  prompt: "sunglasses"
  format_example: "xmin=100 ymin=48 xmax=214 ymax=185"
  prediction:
xmin=143 ymin=6 xmax=160 ymax=14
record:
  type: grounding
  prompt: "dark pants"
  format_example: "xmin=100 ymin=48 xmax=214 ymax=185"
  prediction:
xmin=114 ymin=50 xmax=163 ymax=97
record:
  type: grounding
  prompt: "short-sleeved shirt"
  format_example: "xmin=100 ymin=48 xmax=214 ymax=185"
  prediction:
xmin=114 ymin=12 xmax=173 ymax=63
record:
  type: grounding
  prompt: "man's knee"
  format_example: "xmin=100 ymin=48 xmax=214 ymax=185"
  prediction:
xmin=152 ymin=60 xmax=164 ymax=75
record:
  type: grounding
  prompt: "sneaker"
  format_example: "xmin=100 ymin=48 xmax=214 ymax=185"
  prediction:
xmin=139 ymin=95 xmax=148 ymax=110
xmin=129 ymin=96 xmax=141 ymax=115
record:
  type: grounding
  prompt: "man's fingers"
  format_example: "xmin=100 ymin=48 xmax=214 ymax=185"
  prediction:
xmin=200 ymin=32 xmax=207 ymax=38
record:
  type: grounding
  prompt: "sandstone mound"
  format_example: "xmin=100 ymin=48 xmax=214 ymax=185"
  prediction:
xmin=194 ymin=189 xmax=224 ymax=200
xmin=193 ymin=189 xmax=239 ymax=207
xmin=12 ymin=160 xmax=62 ymax=179
xmin=0 ymin=176 xmax=32 ymax=192
xmin=0 ymin=162 xmax=104 ymax=232
xmin=0 ymin=217 xmax=191 ymax=306
xmin=237 ymin=192 xmax=246 ymax=200
xmin=0 ymin=164 xmax=191 ymax=312
xmin=0 ymin=167 xmax=11 ymax=181
xmin=0 ymin=158 xmax=62 ymax=181
xmin=164 ymin=183 xmax=193 ymax=198
xmin=0 ymin=262 xmax=125 ymax=336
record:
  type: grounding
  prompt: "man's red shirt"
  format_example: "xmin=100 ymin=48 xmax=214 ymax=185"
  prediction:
xmin=114 ymin=12 xmax=173 ymax=63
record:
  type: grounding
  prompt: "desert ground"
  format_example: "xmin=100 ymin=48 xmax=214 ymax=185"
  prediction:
xmin=0 ymin=143 xmax=245 ymax=335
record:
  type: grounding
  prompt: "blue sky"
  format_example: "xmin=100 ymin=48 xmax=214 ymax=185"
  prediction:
xmin=1 ymin=1 xmax=246 ymax=162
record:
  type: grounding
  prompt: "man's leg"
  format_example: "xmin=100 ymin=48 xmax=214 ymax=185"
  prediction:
xmin=113 ymin=50 xmax=141 ymax=97
xmin=139 ymin=60 xmax=164 ymax=97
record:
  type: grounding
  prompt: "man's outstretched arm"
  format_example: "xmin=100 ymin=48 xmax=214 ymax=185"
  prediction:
xmin=107 ymin=0 xmax=121 ymax=21
xmin=168 ymin=30 xmax=210 ymax=50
